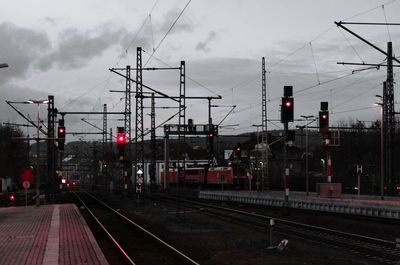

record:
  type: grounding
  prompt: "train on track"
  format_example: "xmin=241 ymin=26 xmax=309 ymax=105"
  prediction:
xmin=160 ymin=166 xmax=250 ymax=188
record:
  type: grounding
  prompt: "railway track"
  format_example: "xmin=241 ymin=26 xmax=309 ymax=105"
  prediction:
xmin=73 ymin=191 xmax=200 ymax=265
xmin=150 ymin=194 xmax=400 ymax=265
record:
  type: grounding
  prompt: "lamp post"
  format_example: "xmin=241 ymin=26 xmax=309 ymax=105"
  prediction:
xmin=27 ymin=99 xmax=49 ymax=206
xmin=300 ymin=115 xmax=315 ymax=196
xmin=374 ymin=97 xmax=384 ymax=200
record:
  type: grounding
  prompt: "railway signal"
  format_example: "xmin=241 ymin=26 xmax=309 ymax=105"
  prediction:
xmin=58 ymin=119 xmax=65 ymax=150
xmin=234 ymin=144 xmax=241 ymax=159
xmin=281 ymin=86 xmax=294 ymax=123
xmin=287 ymin=130 xmax=295 ymax=142
xmin=281 ymin=85 xmax=294 ymax=207
xmin=319 ymin=102 xmax=329 ymax=133
xmin=281 ymin=97 xmax=294 ymax=123
xmin=117 ymin=127 xmax=126 ymax=157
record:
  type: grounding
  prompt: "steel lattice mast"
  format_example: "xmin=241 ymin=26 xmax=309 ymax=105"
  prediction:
xmin=383 ymin=42 xmax=395 ymax=194
xmin=47 ymin=95 xmax=57 ymax=191
xmin=102 ymin=103 xmax=107 ymax=182
xmin=102 ymin=104 xmax=107 ymax=156
xmin=261 ymin=57 xmax=269 ymax=190
xmin=135 ymin=47 xmax=145 ymax=189
xmin=150 ymin=93 xmax=156 ymax=190
xmin=177 ymin=61 xmax=186 ymax=183
xmin=125 ymin=65 xmax=132 ymax=189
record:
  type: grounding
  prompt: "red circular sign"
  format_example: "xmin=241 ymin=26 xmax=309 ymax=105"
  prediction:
xmin=21 ymin=168 xmax=33 ymax=184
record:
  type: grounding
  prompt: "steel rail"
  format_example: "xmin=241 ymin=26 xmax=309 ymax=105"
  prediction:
xmin=84 ymin=192 xmax=201 ymax=265
xmin=150 ymin=194 xmax=399 ymax=263
xmin=181 ymin=197 xmax=396 ymax=246
xmin=73 ymin=192 xmax=136 ymax=265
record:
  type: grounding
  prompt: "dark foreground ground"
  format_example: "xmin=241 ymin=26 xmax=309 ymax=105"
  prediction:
xmin=75 ymin=190 xmax=376 ymax=265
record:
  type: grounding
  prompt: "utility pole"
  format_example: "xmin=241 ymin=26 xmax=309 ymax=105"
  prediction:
xmin=261 ymin=57 xmax=269 ymax=190
xmin=102 ymin=104 xmax=108 ymax=184
xmin=177 ymin=61 xmax=186 ymax=186
xmin=150 ymin=93 xmax=156 ymax=191
xmin=109 ymin=54 xmax=186 ymax=194
xmin=102 ymin=104 xmax=107 ymax=156
xmin=383 ymin=42 xmax=395 ymax=195
xmin=135 ymin=47 xmax=145 ymax=196
xmin=47 ymin=95 xmax=57 ymax=196
xmin=335 ymin=21 xmax=399 ymax=194
xmin=125 ymin=64 xmax=132 ymax=196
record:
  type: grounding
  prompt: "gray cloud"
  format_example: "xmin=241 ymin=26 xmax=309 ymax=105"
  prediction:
xmin=0 ymin=22 xmax=130 ymax=83
xmin=196 ymin=31 xmax=217 ymax=52
xmin=37 ymin=24 xmax=127 ymax=70
xmin=0 ymin=23 xmax=50 ymax=84
xmin=156 ymin=8 xmax=194 ymax=35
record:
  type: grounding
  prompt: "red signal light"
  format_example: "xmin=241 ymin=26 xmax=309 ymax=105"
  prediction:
xmin=319 ymin=111 xmax=329 ymax=132
xmin=58 ymin=126 xmax=66 ymax=138
xmin=281 ymin=97 xmax=294 ymax=122
xmin=9 ymin=194 xmax=15 ymax=201
xmin=117 ymin=133 xmax=126 ymax=144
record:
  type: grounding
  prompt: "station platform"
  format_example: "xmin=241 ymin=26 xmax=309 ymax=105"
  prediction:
xmin=0 ymin=204 xmax=109 ymax=265
xmin=199 ymin=190 xmax=400 ymax=220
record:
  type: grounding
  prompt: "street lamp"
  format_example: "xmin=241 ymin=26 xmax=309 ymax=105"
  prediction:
xmin=300 ymin=115 xmax=315 ymax=196
xmin=374 ymin=97 xmax=384 ymax=200
xmin=0 ymin=63 xmax=8 ymax=68
xmin=27 ymin=99 xmax=49 ymax=206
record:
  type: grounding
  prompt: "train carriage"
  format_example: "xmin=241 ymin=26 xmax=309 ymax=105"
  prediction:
xmin=160 ymin=166 xmax=235 ymax=187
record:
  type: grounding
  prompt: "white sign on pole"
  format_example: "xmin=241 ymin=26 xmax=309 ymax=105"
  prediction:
xmin=357 ymin=165 xmax=363 ymax=174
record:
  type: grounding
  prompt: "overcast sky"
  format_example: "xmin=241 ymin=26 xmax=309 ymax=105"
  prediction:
xmin=0 ymin=0 xmax=399 ymax=141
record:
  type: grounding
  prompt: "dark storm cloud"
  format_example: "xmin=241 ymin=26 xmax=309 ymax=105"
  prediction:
xmin=0 ymin=22 xmax=130 ymax=83
xmin=37 ymin=24 xmax=127 ymax=70
xmin=0 ymin=23 xmax=50 ymax=85
xmin=196 ymin=31 xmax=217 ymax=52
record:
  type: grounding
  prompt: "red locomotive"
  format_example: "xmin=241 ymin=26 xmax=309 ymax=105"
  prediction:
xmin=160 ymin=166 xmax=248 ymax=188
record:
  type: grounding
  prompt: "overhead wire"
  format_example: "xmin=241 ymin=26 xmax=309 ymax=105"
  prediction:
xmin=382 ymin=5 xmax=392 ymax=42
xmin=144 ymin=0 xmax=192 ymax=66
xmin=124 ymin=0 xmax=159 ymax=58
xmin=337 ymin=27 xmax=365 ymax=63
xmin=309 ymin=42 xmax=321 ymax=84
xmin=227 ymin=0 xmax=398 ymax=126
xmin=59 ymin=1 xmax=161 ymax=139
xmin=333 ymin=106 xmax=375 ymax=114
xmin=331 ymin=82 xmax=381 ymax=112
xmin=343 ymin=0 xmax=397 ymax=20
xmin=221 ymin=1 xmax=400 ymax=133
xmin=141 ymin=49 xmax=220 ymax=97
xmin=149 ymin=14 xmax=156 ymax=53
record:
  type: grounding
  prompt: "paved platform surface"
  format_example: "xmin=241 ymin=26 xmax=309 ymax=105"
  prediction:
xmin=205 ymin=190 xmax=400 ymax=206
xmin=266 ymin=190 xmax=400 ymax=206
xmin=0 ymin=204 xmax=109 ymax=265
xmin=200 ymin=190 xmax=400 ymax=219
